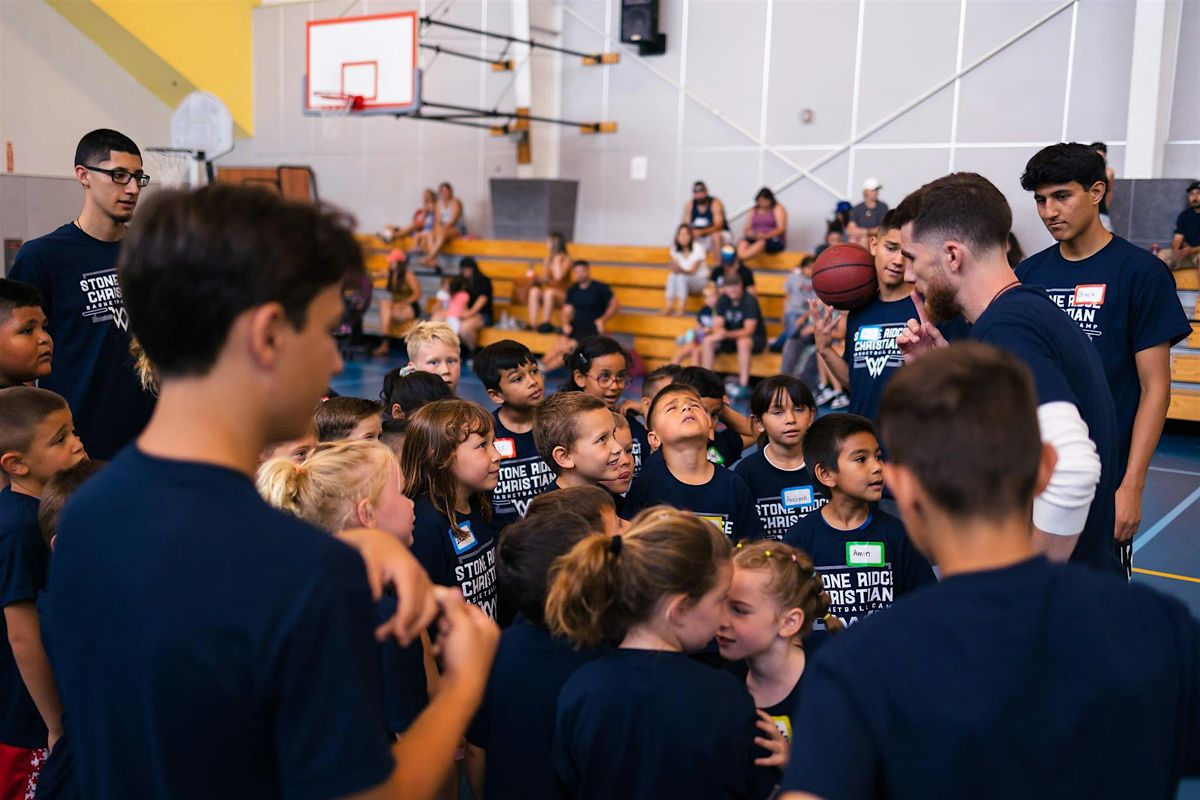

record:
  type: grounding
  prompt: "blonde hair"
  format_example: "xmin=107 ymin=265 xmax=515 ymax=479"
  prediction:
xmin=546 ymin=506 xmax=731 ymax=648
xmin=401 ymin=399 xmax=494 ymax=524
xmin=733 ymin=540 xmax=843 ymax=638
xmin=404 ymin=321 xmax=461 ymax=360
xmin=257 ymin=439 xmax=396 ymax=532
xmin=610 ymin=410 xmax=630 ymax=431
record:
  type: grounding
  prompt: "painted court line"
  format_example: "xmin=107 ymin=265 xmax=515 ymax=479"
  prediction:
xmin=1133 ymin=485 xmax=1200 ymax=555
xmin=1148 ymin=466 xmax=1200 ymax=478
xmin=1132 ymin=568 xmax=1200 ymax=586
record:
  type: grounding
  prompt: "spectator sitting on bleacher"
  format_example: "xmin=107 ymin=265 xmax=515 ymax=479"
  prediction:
xmin=813 ymin=223 xmax=845 ymax=257
xmin=1158 ymin=180 xmax=1200 ymax=276
xmin=562 ymin=261 xmax=618 ymax=342
xmin=518 ymin=232 xmax=572 ymax=333
xmin=850 ymin=177 xmax=889 ymax=232
xmin=736 ymin=187 xmax=788 ymax=261
xmin=709 ymin=245 xmax=757 ymax=297
xmin=845 ymin=220 xmax=870 ymax=250
xmin=701 ymin=273 xmax=766 ymax=400
xmin=833 ymin=200 xmax=852 ymax=230
xmin=380 ymin=188 xmax=436 ymax=254
xmin=419 ymin=182 xmax=466 ymax=267
xmin=683 ymin=180 xmax=732 ymax=255
xmin=455 ymin=257 xmax=493 ymax=353
xmin=373 ymin=249 xmax=424 ymax=357
xmin=771 ymin=256 xmax=816 ymax=353
xmin=666 ymin=224 xmax=709 ymax=316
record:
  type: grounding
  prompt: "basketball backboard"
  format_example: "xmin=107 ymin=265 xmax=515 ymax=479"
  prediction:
xmin=305 ymin=11 xmax=419 ymax=116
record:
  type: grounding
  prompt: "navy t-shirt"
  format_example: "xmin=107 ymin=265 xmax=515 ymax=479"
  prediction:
xmin=411 ymin=495 xmax=499 ymax=620
xmin=624 ymin=451 xmax=762 ymax=541
xmin=1176 ymin=207 xmax=1200 ymax=247
xmin=714 ymin=294 xmax=767 ymax=350
xmin=781 ymin=557 xmax=1200 ymax=799
xmin=971 ymin=285 xmax=1121 ymax=574
xmin=47 ymin=449 xmax=394 ymax=799
xmin=843 ymin=295 xmax=921 ymax=421
xmin=784 ymin=507 xmax=935 ymax=650
xmin=565 ymin=281 xmax=614 ymax=340
xmin=0 ymin=487 xmax=49 ymax=749
xmin=1016 ymin=237 xmax=1191 ymax=477
xmin=554 ymin=649 xmax=776 ymax=800
xmin=465 ymin=615 xmax=599 ymax=800
xmin=627 ymin=413 xmax=649 ymax=480
xmin=10 ymin=224 xmax=156 ymax=460
xmin=375 ymin=593 xmax=427 ymax=736
xmin=490 ymin=410 xmax=556 ymax=530
xmin=734 ymin=447 xmax=827 ymax=541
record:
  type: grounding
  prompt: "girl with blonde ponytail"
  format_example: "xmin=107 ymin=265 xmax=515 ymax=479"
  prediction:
xmin=546 ymin=507 xmax=776 ymax=800
xmin=256 ymin=439 xmax=429 ymax=738
xmin=716 ymin=541 xmax=843 ymax=773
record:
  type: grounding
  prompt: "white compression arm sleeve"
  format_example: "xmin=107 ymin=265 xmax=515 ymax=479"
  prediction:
xmin=1034 ymin=401 xmax=1102 ymax=536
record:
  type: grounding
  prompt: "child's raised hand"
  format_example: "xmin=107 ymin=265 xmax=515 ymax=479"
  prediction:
xmin=336 ymin=527 xmax=439 ymax=647
xmin=752 ymin=710 xmax=789 ymax=769
xmin=434 ymin=588 xmax=500 ymax=696
xmin=808 ymin=298 xmax=838 ymax=352
xmin=617 ymin=399 xmax=642 ymax=418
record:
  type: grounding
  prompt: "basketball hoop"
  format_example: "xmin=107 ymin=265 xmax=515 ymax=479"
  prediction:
xmin=313 ymin=92 xmax=364 ymax=138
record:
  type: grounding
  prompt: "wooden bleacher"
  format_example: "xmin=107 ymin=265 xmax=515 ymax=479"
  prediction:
xmin=357 ymin=235 xmax=803 ymax=378
xmin=356 ymin=235 xmax=1200 ymax=421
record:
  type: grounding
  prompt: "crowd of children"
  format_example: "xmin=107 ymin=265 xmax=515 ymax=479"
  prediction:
xmin=0 ymin=130 xmax=1198 ymax=800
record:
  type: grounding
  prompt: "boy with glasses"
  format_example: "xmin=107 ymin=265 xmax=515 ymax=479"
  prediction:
xmin=10 ymin=129 xmax=156 ymax=460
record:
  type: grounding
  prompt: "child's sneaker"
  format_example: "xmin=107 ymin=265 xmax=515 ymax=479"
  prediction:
xmin=829 ymin=392 xmax=850 ymax=410
xmin=814 ymin=385 xmax=837 ymax=406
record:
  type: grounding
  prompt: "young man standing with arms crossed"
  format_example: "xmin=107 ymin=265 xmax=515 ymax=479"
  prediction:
xmin=1016 ymin=143 xmax=1190 ymax=576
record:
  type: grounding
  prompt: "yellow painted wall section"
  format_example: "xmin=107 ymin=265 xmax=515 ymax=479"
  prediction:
xmin=47 ymin=0 xmax=255 ymax=137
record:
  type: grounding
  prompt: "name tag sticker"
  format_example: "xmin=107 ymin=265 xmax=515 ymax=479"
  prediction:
xmin=449 ymin=520 xmax=478 ymax=554
xmin=494 ymin=438 xmax=516 ymax=459
xmin=781 ymin=485 xmax=814 ymax=509
xmin=1072 ymin=284 xmax=1106 ymax=306
xmin=706 ymin=446 xmax=725 ymax=465
xmin=846 ymin=541 xmax=884 ymax=567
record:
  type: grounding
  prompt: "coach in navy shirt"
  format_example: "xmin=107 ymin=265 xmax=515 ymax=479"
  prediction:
xmin=10 ymin=130 xmax=155 ymax=460
xmin=780 ymin=343 xmax=1200 ymax=800
xmin=895 ymin=172 xmax=1119 ymax=574
xmin=1017 ymin=143 xmax=1190 ymax=564
xmin=49 ymin=184 xmax=495 ymax=798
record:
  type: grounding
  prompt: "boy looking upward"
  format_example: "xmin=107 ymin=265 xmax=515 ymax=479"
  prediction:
xmin=624 ymin=384 xmax=760 ymax=541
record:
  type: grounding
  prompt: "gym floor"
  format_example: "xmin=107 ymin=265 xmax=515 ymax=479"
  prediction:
xmin=334 ymin=355 xmax=1200 ymax=799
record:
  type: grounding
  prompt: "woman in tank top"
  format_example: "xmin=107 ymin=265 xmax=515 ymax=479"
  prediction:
xmin=737 ymin=187 xmax=788 ymax=262
xmin=420 ymin=182 xmax=467 ymax=267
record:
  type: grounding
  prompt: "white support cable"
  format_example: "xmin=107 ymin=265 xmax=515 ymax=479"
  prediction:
xmin=673 ymin=0 xmax=691 ymax=207
xmin=845 ymin=0 xmax=867 ymax=198
xmin=558 ymin=1 xmax=845 ymax=210
xmin=757 ymin=0 xmax=775 ymax=188
xmin=947 ymin=0 xmax=968 ymax=172
xmin=1060 ymin=0 xmax=1079 ymax=141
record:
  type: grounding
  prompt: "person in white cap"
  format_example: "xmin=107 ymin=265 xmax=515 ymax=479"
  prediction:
xmin=851 ymin=178 xmax=889 ymax=233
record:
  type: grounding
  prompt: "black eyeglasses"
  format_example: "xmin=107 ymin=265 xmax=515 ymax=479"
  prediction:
xmin=82 ymin=165 xmax=150 ymax=187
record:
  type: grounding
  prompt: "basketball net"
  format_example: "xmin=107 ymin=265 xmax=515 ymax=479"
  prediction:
xmin=314 ymin=92 xmax=362 ymax=139
xmin=143 ymin=148 xmax=205 ymax=189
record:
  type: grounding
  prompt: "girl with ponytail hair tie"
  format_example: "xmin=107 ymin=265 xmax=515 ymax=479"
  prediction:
xmin=716 ymin=541 xmax=843 ymax=775
xmin=546 ymin=507 xmax=776 ymax=800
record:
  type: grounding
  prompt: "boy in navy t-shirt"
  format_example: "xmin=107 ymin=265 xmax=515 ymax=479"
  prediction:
xmin=0 ymin=388 xmax=86 ymax=793
xmin=473 ymin=340 xmax=556 ymax=528
xmin=1017 ymin=143 xmax=1191 ymax=571
xmin=624 ymin=384 xmax=761 ymax=541
xmin=780 ymin=343 xmax=1200 ymax=800
xmin=783 ymin=413 xmax=934 ymax=646
xmin=532 ymin=391 xmax=625 ymax=491
xmin=9 ymin=130 xmax=155 ymax=460
xmin=47 ymin=184 xmax=497 ymax=799
xmin=0 ymin=280 xmax=53 ymax=391
xmin=677 ymin=366 xmax=756 ymax=467
xmin=464 ymin=508 xmax=603 ymax=800
xmin=895 ymin=172 xmax=1119 ymax=575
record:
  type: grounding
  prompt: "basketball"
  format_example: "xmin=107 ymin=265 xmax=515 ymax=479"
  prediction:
xmin=811 ymin=243 xmax=878 ymax=310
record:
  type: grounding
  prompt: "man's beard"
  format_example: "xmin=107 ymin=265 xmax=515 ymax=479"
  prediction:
xmin=924 ymin=272 xmax=963 ymax=323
